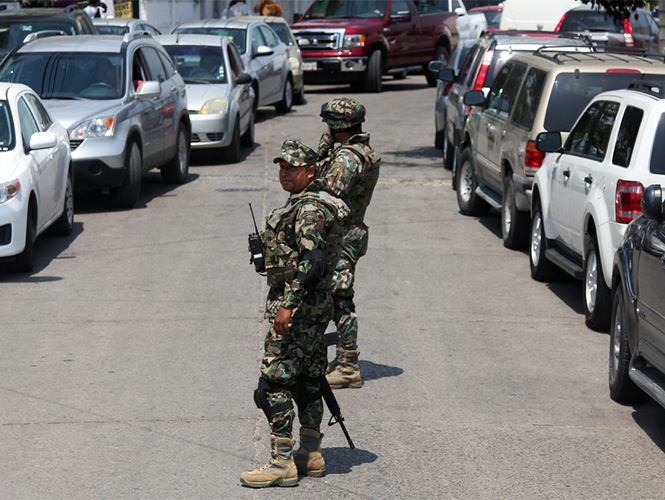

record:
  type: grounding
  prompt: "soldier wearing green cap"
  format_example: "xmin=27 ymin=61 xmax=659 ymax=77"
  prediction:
xmin=316 ymin=97 xmax=381 ymax=390
xmin=241 ymin=139 xmax=349 ymax=489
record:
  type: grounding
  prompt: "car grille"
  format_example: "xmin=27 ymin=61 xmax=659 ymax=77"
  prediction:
xmin=207 ymin=133 xmax=224 ymax=141
xmin=69 ymin=139 xmax=83 ymax=151
xmin=191 ymin=133 xmax=200 ymax=143
xmin=293 ymin=30 xmax=342 ymax=52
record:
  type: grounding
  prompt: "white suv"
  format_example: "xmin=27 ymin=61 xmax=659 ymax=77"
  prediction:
xmin=530 ymin=81 xmax=665 ymax=330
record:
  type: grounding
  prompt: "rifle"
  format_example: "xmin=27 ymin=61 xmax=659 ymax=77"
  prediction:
xmin=247 ymin=203 xmax=265 ymax=274
xmin=319 ymin=375 xmax=355 ymax=449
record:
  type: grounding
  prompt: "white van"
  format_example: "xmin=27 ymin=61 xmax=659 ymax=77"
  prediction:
xmin=499 ymin=0 xmax=582 ymax=31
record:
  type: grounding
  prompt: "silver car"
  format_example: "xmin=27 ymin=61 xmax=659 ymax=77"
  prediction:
xmin=172 ymin=17 xmax=293 ymax=113
xmin=261 ymin=16 xmax=305 ymax=105
xmin=0 ymin=32 xmax=191 ymax=209
xmin=156 ymin=34 xmax=255 ymax=163
xmin=93 ymin=17 xmax=162 ymax=37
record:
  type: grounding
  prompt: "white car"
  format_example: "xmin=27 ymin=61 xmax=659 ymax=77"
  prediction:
xmin=530 ymin=81 xmax=665 ymax=330
xmin=0 ymin=82 xmax=72 ymax=272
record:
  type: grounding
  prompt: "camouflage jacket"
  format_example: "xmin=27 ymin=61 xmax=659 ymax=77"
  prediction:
xmin=264 ymin=187 xmax=349 ymax=316
xmin=316 ymin=132 xmax=381 ymax=227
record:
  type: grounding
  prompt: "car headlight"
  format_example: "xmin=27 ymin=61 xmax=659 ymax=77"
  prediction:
xmin=200 ymin=98 xmax=228 ymax=115
xmin=0 ymin=179 xmax=19 ymax=204
xmin=69 ymin=117 xmax=115 ymax=140
xmin=342 ymin=34 xmax=365 ymax=51
xmin=289 ymin=56 xmax=301 ymax=72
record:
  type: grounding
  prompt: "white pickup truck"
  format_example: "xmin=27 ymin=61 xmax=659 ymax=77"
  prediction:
xmin=451 ymin=0 xmax=487 ymax=40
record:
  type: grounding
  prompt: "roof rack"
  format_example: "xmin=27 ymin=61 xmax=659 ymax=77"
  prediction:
xmin=122 ymin=31 xmax=152 ymax=43
xmin=23 ymin=30 xmax=66 ymax=43
xmin=627 ymin=80 xmax=665 ymax=99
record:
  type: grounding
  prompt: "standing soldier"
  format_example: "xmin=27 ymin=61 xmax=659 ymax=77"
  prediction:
xmin=241 ymin=140 xmax=349 ymax=488
xmin=317 ymin=98 xmax=381 ymax=389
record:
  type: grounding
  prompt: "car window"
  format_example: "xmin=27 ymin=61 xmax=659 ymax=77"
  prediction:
xmin=458 ymin=44 xmax=479 ymax=85
xmin=650 ymin=113 xmax=665 ymax=175
xmin=141 ymin=46 xmax=166 ymax=82
xmin=227 ymin=45 xmax=242 ymax=77
xmin=413 ymin=0 xmax=449 ymax=13
xmin=303 ymin=0 xmax=388 ymax=19
xmin=267 ymin=21 xmax=294 ymax=46
xmin=132 ymin=50 xmax=149 ymax=89
xmin=558 ymin=10 xmax=622 ymax=33
xmin=0 ymin=100 xmax=14 ymax=151
xmin=251 ymin=26 xmax=267 ymax=53
xmin=646 ymin=13 xmax=659 ymax=37
xmin=511 ymin=67 xmax=547 ymax=130
xmin=486 ymin=62 xmax=512 ymax=112
xmin=17 ymin=96 xmax=39 ymax=151
xmin=586 ymin=102 xmax=619 ymax=160
xmin=157 ymin=50 xmax=176 ymax=79
xmin=143 ymin=24 xmax=161 ymax=36
xmin=390 ymin=0 xmax=411 ymax=15
xmin=96 ymin=25 xmax=129 ymax=35
xmin=612 ymin=106 xmax=643 ymax=168
xmin=451 ymin=0 xmax=461 ymax=9
xmin=0 ymin=20 xmax=77 ymax=50
xmin=631 ymin=11 xmax=648 ymax=36
xmin=175 ymin=27 xmax=247 ymax=54
xmin=258 ymin=25 xmax=279 ymax=48
xmin=24 ymin=93 xmax=52 ymax=131
xmin=495 ymin=63 xmax=527 ymax=118
xmin=164 ymin=44 xmax=226 ymax=83
xmin=565 ymin=101 xmax=604 ymax=155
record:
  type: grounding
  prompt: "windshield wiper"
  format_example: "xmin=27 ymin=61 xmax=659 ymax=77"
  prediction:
xmin=183 ymin=78 xmax=212 ymax=84
xmin=42 ymin=95 xmax=86 ymax=100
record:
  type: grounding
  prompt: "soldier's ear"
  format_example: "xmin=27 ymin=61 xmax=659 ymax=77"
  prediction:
xmin=306 ymin=164 xmax=316 ymax=179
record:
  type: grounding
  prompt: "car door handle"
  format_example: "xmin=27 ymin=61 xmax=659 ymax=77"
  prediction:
xmin=584 ymin=175 xmax=593 ymax=185
xmin=563 ymin=169 xmax=570 ymax=178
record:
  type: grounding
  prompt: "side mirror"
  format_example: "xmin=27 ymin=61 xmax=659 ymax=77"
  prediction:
xmin=535 ymin=131 xmax=562 ymax=153
xmin=428 ymin=60 xmax=444 ymax=72
xmin=438 ymin=68 xmax=454 ymax=82
xmin=390 ymin=11 xmax=411 ymax=23
xmin=136 ymin=80 xmax=161 ymax=99
xmin=463 ymin=90 xmax=485 ymax=106
xmin=641 ymin=184 xmax=663 ymax=221
xmin=253 ymin=45 xmax=274 ymax=58
xmin=236 ymin=73 xmax=252 ymax=85
xmin=454 ymin=7 xmax=466 ymax=16
xmin=29 ymin=131 xmax=57 ymax=150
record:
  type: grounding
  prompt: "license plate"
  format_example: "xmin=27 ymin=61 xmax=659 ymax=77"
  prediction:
xmin=302 ymin=62 xmax=318 ymax=71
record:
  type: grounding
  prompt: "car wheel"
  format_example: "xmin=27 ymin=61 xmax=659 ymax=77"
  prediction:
xmin=223 ymin=117 xmax=241 ymax=164
xmin=364 ymin=50 xmax=382 ymax=93
xmin=426 ymin=46 xmax=449 ymax=87
xmin=160 ymin=126 xmax=190 ymax=184
xmin=609 ymin=284 xmax=640 ymax=403
xmin=584 ymin=234 xmax=612 ymax=331
xmin=240 ymin=110 xmax=255 ymax=148
xmin=293 ymin=84 xmax=305 ymax=105
xmin=443 ymin=139 xmax=455 ymax=170
xmin=49 ymin=167 xmax=74 ymax=236
xmin=275 ymin=78 xmax=293 ymax=114
xmin=456 ymin=148 xmax=489 ymax=216
xmin=435 ymin=129 xmax=444 ymax=150
xmin=15 ymin=200 xmax=35 ymax=273
xmin=110 ymin=140 xmax=141 ymax=208
xmin=502 ymin=175 xmax=529 ymax=249
xmin=529 ymin=198 xmax=560 ymax=282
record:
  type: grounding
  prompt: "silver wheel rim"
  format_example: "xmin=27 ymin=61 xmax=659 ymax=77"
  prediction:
xmin=530 ymin=212 xmax=542 ymax=267
xmin=177 ymin=131 xmax=187 ymax=175
xmin=611 ymin=302 xmax=622 ymax=380
xmin=459 ymin=161 xmax=473 ymax=203
xmin=585 ymin=249 xmax=598 ymax=313
xmin=503 ymin=184 xmax=512 ymax=235
xmin=285 ymin=80 xmax=292 ymax=109
xmin=64 ymin=176 xmax=73 ymax=228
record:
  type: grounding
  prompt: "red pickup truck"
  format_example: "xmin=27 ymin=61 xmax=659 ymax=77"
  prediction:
xmin=291 ymin=0 xmax=459 ymax=92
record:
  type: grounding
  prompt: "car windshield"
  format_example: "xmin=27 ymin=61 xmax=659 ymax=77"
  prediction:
xmin=479 ymin=10 xmax=501 ymax=28
xmin=95 ymin=25 xmax=130 ymax=35
xmin=174 ymin=27 xmax=246 ymax=54
xmin=267 ymin=22 xmax=293 ymax=46
xmin=545 ymin=72 xmax=665 ymax=131
xmin=0 ymin=20 xmax=77 ymax=49
xmin=0 ymin=52 xmax=126 ymax=100
xmin=0 ymin=100 xmax=14 ymax=151
xmin=303 ymin=0 xmax=388 ymax=19
xmin=164 ymin=45 xmax=227 ymax=83
xmin=559 ymin=10 xmax=622 ymax=33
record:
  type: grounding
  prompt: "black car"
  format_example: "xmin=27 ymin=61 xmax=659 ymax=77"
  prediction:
xmin=0 ymin=5 xmax=97 ymax=58
xmin=610 ymin=184 xmax=665 ymax=407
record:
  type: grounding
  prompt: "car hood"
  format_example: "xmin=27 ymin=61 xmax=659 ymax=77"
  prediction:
xmin=40 ymin=99 xmax=123 ymax=130
xmin=292 ymin=18 xmax=385 ymax=33
xmin=0 ymin=149 xmax=23 ymax=181
xmin=185 ymin=84 xmax=230 ymax=111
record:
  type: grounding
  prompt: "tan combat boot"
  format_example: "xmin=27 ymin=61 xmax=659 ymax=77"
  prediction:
xmin=326 ymin=349 xmax=362 ymax=389
xmin=239 ymin=435 xmax=298 ymax=488
xmin=326 ymin=346 xmax=342 ymax=374
xmin=294 ymin=428 xmax=326 ymax=477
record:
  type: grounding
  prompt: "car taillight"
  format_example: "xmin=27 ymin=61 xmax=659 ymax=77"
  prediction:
xmin=606 ymin=69 xmax=641 ymax=74
xmin=615 ymin=180 xmax=643 ymax=223
xmin=554 ymin=12 xmax=566 ymax=32
xmin=524 ymin=140 xmax=545 ymax=176
xmin=472 ymin=49 xmax=493 ymax=91
xmin=623 ymin=18 xmax=635 ymax=48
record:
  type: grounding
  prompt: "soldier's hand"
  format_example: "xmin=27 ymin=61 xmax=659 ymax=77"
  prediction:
xmin=274 ymin=307 xmax=292 ymax=336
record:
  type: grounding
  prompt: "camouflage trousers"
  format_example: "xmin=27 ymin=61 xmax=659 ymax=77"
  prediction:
xmin=260 ymin=288 xmax=332 ymax=438
xmin=333 ymin=224 xmax=369 ymax=351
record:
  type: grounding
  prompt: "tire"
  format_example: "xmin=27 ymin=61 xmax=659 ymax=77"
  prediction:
xmin=435 ymin=129 xmax=444 ymax=150
xmin=501 ymin=175 xmax=529 ymax=249
xmin=49 ymin=167 xmax=74 ymax=236
xmin=529 ymin=199 xmax=560 ymax=282
xmin=275 ymin=78 xmax=293 ymax=114
xmin=293 ymin=84 xmax=305 ymax=105
xmin=240 ymin=110 xmax=254 ymax=148
xmin=426 ymin=46 xmax=449 ymax=87
xmin=160 ymin=126 xmax=190 ymax=184
xmin=15 ymin=201 xmax=35 ymax=273
xmin=223 ymin=118 xmax=241 ymax=164
xmin=456 ymin=148 xmax=490 ymax=216
xmin=364 ymin=50 xmax=382 ymax=93
xmin=110 ymin=140 xmax=141 ymax=208
xmin=443 ymin=139 xmax=454 ymax=170
xmin=584 ymin=234 xmax=612 ymax=331
xmin=609 ymin=284 xmax=640 ymax=403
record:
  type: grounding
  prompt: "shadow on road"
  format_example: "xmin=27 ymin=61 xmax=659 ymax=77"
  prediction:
xmin=358 ymin=359 xmax=404 ymax=382
xmin=303 ymin=77 xmax=429 ymax=96
xmin=324 ymin=446 xmax=378 ymax=475
xmin=632 ymin=399 xmax=665 ymax=454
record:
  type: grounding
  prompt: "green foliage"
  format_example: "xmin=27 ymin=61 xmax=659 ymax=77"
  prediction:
xmin=581 ymin=0 xmax=647 ymax=20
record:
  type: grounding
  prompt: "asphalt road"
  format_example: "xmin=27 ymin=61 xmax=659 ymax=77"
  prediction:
xmin=3 ymin=75 xmax=665 ymax=499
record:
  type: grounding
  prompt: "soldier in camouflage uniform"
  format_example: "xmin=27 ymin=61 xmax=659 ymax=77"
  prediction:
xmin=240 ymin=140 xmax=349 ymax=489
xmin=317 ymin=98 xmax=381 ymax=389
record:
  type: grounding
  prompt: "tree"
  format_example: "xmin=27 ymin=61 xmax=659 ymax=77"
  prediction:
xmin=581 ymin=0 xmax=646 ymax=19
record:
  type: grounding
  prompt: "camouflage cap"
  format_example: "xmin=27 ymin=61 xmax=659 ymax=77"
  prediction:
xmin=273 ymin=139 xmax=318 ymax=168
xmin=320 ymin=97 xmax=366 ymax=130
